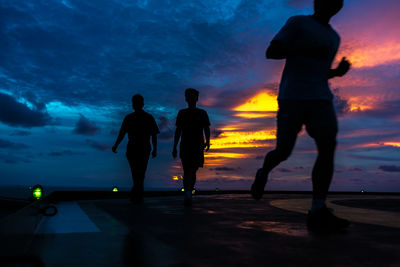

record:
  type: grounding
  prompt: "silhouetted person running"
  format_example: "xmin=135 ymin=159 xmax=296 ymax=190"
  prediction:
xmin=112 ymin=94 xmax=159 ymax=204
xmin=251 ymin=0 xmax=351 ymax=232
xmin=173 ymin=88 xmax=210 ymax=206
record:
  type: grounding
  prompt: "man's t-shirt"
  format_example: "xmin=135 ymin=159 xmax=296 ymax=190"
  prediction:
xmin=176 ymin=108 xmax=210 ymax=152
xmin=120 ymin=110 xmax=159 ymax=152
xmin=272 ymin=15 xmax=340 ymax=101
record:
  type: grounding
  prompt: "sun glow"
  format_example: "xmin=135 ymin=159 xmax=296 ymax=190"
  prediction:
xmin=205 ymin=152 xmax=250 ymax=159
xmin=383 ymin=142 xmax=400 ymax=148
xmin=347 ymin=96 xmax=376 ymax=112
xmin=211 ymin=130 xmax=276 ymax=149
xmin=234 ymin=112 xmax=275 ymax=119
xmin=233 ymin=92 xmax=278 ymax=118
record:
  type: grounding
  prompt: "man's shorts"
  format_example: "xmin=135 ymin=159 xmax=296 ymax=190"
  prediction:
xmin=126 ymin=147 xmax=150 ymax=174
xmin=277 ymin=100 xmax=338 ymax=140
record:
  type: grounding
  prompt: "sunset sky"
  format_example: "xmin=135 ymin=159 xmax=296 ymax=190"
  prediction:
xmin=1 ymin=0 xmax=399 ymax=192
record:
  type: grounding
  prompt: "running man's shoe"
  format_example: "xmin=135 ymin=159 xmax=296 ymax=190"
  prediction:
xmin=251 ymin=168 xmax=268 ymax=200
xmin=307 ymin=205 xmax=350 ymax=232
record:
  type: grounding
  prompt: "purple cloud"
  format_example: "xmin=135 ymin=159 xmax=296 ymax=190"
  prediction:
xmin=86 ymin=139 xmax=110 ymax=151
xmin=73 ymin=114 xmax=100 ymax=135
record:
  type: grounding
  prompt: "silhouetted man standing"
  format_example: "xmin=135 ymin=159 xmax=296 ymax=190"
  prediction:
xmin=113 ymin=94 xmax=159 ymax=204
xmin=173 ymin=88 xmax=210 ymax=206
xmin=251 ymin=0 xmax=351 ymax=232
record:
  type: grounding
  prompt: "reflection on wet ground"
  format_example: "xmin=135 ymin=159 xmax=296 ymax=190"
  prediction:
xmin=237 ymin=221 xmax=308 ymax=237
xmin=21 ymin=194 xmax=400 ymax=266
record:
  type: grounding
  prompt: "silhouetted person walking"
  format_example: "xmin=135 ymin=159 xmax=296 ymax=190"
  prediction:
xmin=173 ymin=88 xmax=210 ymax=206
xmin=113 ymin=94 xmax=159 ymax=204
xmin=251 ymin=0 xmax=351 ymax=232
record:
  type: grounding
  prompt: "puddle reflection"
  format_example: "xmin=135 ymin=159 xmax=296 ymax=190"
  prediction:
xmin=237 ymin=221 xmax=308 ymax=237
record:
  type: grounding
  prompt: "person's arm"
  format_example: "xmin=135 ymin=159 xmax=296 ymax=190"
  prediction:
xmin=151 ymin=134 xmax=157 ymax=158
xmin=328 ymin=57 xmax=351 ymax=79
xmin=172 ymin=126 xmax=181 ymax=159
xmin=204 ymin=126 xmax=210 ymax=152
xmin=112 ymin=119 xmax=127 ymax=153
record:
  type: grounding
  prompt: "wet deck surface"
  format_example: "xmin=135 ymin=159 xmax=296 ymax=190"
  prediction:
xmin=24 ymin=194 xmax=400 ymax=266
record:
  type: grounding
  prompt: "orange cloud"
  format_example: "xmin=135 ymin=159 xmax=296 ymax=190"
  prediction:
xmin=211 ymin=130 xmax=276 ymax=149
xmin=347 ymin=96 xmax=377 ymax=112
xmin=337 ymin=42 xmax=400 ymax=68
xmin=234 ymin=92 xmax=278 ymax=112
xmin=383 ymin=142 xmax=400 ymax=148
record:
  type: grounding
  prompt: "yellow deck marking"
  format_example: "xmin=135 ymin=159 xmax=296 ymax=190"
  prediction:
xmin=270 ymin=197 xmax=400 ymax=229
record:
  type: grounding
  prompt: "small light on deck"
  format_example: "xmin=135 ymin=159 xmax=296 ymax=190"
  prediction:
xmin=181 ymin=188 xmax=185 ymax=192
xmin=361 ymin=189 xmax=365 ymax=193
xmin=192 ymin=189 xmax=196 ymax=195
xmin=32 ymin=185 xmax=43 ymax=200
xmin=172 ymin=176 xmax=179 ymax=181
xmin=112 ymin=186 xmax=119 ymax=192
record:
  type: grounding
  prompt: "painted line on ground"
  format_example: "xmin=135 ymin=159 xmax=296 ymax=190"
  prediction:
xmin=36 ymin=201 xmax=101 ymax=234
xmin=270 ymin=197 xmax=400 ymax=229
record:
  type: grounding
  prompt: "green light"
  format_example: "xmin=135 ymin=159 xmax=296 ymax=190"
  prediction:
xmin=31 ymin=185 xmax=43 ymax=200
xmin=361 ymin=189 xmax=365 ymax=193
xmin=112 ymin=186 xmax=119 ymax=192
xmin=216 ymin=188 xmax=219 ymax=191
xmin=181 ymin=188 xmax=185 ymax=192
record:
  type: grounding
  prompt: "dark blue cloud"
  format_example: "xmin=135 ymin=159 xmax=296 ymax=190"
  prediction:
xmin=48 ymin=150 xmax=81 ymax=157
xmin=73 ymin=114 xmax=100 ymax=135
xmin=276 ymin=167 xmax=293 ymax=173
xmin=10 ymin=130 xmax=31 ymax=136
xmin=379 ymin=165 xmax=400 ymax=172
xmin=0 ymin=152 xmax=31 ymax=164
xmin=332 ymin=89 xmax=350 ymax=116
xmin=0 ymin=138 xmax=28 ymax=149
xmin=0 ymin=92 xmax=52 ymax=128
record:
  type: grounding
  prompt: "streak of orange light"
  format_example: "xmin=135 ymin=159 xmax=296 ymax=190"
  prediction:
xmin=172 ymin=175 xmax=182 ymax=181
xmin=220 ymin=127 xmax=240 ymax=131
xmin=383 ymin=142 xmax=400 ymax=147
xmin=347 ymin=96 xmax=376 ymax=112
xmin=234 ymin=92 xmax=278 ymax=112
xmin=234 ymin=112 xmax=276 ymax=119
xmin=205 ymin=152 xmax=249 ymax=159
xmin=211 ymin=130 xmax=276 ymax=149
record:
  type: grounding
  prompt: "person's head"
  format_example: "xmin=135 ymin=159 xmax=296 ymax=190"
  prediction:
xmin=131 ymin=94 xmax=144 ymax=111
xmin=185 ymin=88 xmax=199 ymax=106
xmin=314 ymin=0 xmax=343 ymax=18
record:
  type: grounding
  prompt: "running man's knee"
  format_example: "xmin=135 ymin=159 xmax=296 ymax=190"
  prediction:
xmin=269 ymin=145 xmax=293 ymax=162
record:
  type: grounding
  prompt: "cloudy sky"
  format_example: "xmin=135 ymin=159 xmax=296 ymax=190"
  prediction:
xmin=1 ymin=0 xmax=399 ymax=191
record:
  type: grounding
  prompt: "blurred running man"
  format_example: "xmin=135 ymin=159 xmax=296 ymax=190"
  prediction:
xmin=251 ymin=0 xmax=351 ymax=232
xmin=173 ymin=88 xmax=210 ymax=206
xmin=112 ymin=94 xmax=159 ymax=204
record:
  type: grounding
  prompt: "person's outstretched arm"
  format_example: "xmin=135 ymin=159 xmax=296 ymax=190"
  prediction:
xmin=204 ymin=126 xmax=210 ymax=152
xmin=328 ymin=57 xmax=351 ymax=79
xmin=152 ymin=134 xmax=158 ymax=158
xmin=112 ymin=119 xmax=127 ymax=153
xmin=172 ymin=126 xmax=181 ymax=159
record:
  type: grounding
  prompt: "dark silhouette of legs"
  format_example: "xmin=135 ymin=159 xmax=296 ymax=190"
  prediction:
xmin=182 ymin=166 xmax=198 ymax=192
xmin=262 ymin=133 xmax=298 ymax=173
xmin=129 ymin=171 xmax=145 ymax=203
xmin=127 ymin=150 xmax=150 ymax=204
